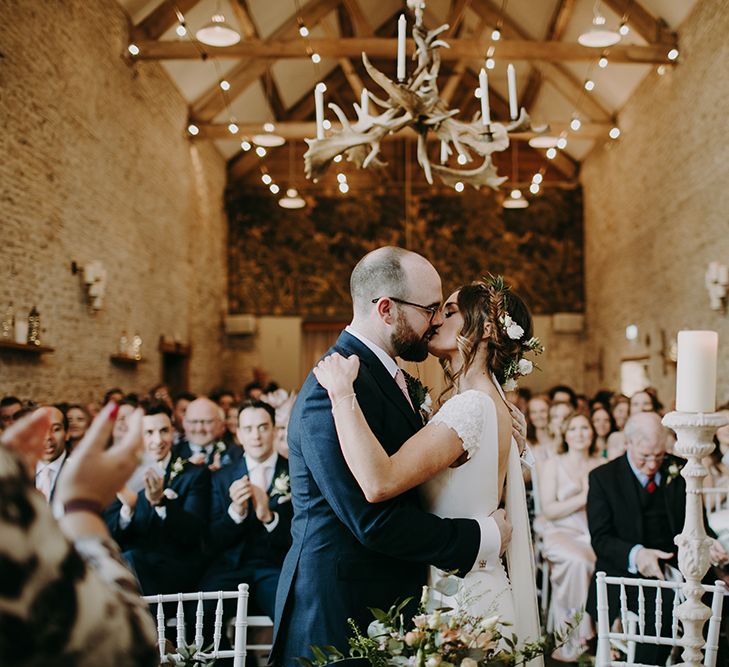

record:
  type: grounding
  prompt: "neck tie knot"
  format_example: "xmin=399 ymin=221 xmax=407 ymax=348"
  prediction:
xmin=646 ymin=475 xmax=657 ymax=494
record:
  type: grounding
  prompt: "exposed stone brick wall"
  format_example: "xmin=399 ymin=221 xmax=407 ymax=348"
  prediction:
xmin=0 ymin=0 xmax=228 ymax=403
xmin=581 ymin=0 xmax=729 ymax=404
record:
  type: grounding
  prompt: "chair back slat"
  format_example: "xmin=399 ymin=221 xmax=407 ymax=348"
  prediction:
xmin=143 ymin=585 xmax=252 ymax=667
xmin=595 ymin=573 xmax=727 ymax=667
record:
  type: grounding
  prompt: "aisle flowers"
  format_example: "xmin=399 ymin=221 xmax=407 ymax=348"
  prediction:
xmin=299 ymin=585 xmax=577 ymax=667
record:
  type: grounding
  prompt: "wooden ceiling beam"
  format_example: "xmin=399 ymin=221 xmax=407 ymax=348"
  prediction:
xmin=341 ymin=0 xmax=374 ymax=37
xmin=445 ymin=0 xmax=472 ymax=37
xmin=197 ymin=119 xmax=611 ymax=140
xmin=135 ymin=37 xmax=671 ymax=63
xmin=601 ymin=0 xmax=677 ymax=45
xmin=229 ymin=0 xmax=258 ymax=40
xmin=190 ymin=0 xmax=342 ymax=122
xmin=131 ymin=0 xmax=203 ymax=40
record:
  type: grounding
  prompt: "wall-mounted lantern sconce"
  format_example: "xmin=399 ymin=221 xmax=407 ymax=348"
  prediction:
xmin=705 ymin=261 xmax=728 ymax=311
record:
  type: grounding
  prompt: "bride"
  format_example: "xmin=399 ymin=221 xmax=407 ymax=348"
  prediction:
xmin=313 ymin=278 xmax=543 ymax=660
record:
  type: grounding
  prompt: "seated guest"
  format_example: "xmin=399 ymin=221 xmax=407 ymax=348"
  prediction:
xmin=200 ymin=399 xmax=293 ymax=619
xmin=587 ymin=412 xmax=728 ymax=665
xmin=65 ymin=403 xmax=91 ymax=453
xmin=610 ymin=393 xmax=630 ymax=430
xmin=0 ymin=395 xmax=23 ymax=431
xmin=211 ymin=388 xmax=237 ymax=412
xmin=34 ymin=405 xmax=68 ymax=509
xmin=149 ymin=383 xmax=174 ymax=411
xmin=106 ymin=402 xmax=210 ymax=595
xmin=172 ymin=391 xmax=196 ymax=445
xmin=548 ymin=401 xmax=572 ymax=451
xmin=179 ymin=397 xmax=229 ymax=466
xmin=590 ymin=406 xmax=616 ymax=459
xmin=539 ymin=413 xmax=603 ymax=661
xmin=549 ymin=384 xmax=577 ymax=409
xmin=1 ymin=405 xmax=158 ymax=667
xmin=527 ymin=394 xmax=559 ymax=463
xmin=111 ymin=397 xmax=139 ymax=446
xmin=606 ymin=390 xmax=662 ymax=460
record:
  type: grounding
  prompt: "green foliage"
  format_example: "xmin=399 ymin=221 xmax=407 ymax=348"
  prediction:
xmin=164 ymin=642 xmax=217 ymax=666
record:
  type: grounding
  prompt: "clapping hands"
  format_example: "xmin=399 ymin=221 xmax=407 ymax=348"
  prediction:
xmin=229 ymin=475 xmax=273 ymax=523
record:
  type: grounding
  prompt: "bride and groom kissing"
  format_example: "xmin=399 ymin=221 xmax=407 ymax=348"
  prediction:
xmin=271 ymin=246 xmax=543 ymax=666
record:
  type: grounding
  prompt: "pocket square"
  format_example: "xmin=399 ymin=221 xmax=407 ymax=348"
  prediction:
xmin=163 ymin=488 xmax=179 ymax=500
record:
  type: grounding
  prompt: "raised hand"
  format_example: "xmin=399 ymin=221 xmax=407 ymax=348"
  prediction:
xmin=143 ymin=469 xmax=165 ymax=506
xmin=55 ymin=403 xmax=144 ymax=509
xmin=229 ymin=475 xmax=253 ymax=515
xmin=0 ymin=408 xmax=52 ymax=476
xmin=313 ymin=353 xmax=360 ymax=398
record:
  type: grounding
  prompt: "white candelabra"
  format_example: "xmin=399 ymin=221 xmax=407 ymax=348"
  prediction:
xmin=662 ymin=330 xmax=727 ymax=666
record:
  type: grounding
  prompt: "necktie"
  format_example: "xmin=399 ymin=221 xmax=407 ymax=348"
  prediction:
xmin=646 ymin=475 xmax=657 ymax=494
xmin=249 ymin=464 xmax=269 ymax=490
xmin=37 ymin=467 xmax=52 ymax=501
xmin=394 ymin=369 xmax=415 ymax=410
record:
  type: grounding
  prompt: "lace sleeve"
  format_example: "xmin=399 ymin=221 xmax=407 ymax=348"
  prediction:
xmin=429 ymin=390 xmax=490 ymax=459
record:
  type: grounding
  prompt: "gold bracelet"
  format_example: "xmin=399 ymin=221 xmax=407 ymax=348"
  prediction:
xmin=331 ymin=392 xmax=356 ymax=412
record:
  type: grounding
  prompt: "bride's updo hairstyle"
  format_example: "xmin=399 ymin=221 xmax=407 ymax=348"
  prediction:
xmin=440 ymin=279 xmax=534 ymax=401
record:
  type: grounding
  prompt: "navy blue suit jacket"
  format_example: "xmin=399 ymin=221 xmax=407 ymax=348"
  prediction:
xmin=206 ymin=452 xmax=293 ymax=571
xmin=272 ymin=331 xmax=481 ymax=665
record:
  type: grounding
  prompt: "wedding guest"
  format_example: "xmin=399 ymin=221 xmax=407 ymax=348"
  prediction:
xmin=103 ymin=387 xmax=124 ymax=405
xmin=172 ymin=391 xmax=196 ymax=444
xmin=34 ymin=405 xmax=69 ymax=507
xmin=66 ymin=403 xmax=91 ymax=452
xmin=0 ymin=406 xmax=158 ymax=667
xmin=211 ymin=388 xmax=237 ymax=412
xmin=515 ymin=387 xmax=532 ymax=416
xmin=630 ymin=389 xmax=659 ymax=414
xmin=590 ymin=390 xmax=614 ymax=412
xmin=549 ymin=384 xmax=577 ymax=409
xmin=105 ymin=402 xmax=210 ymax=595
xmin=179 ymin=397 xmax=228 ymax=466
xmin=706 ymin=402 xmax=729 ymax=488
xmin=86 ymin=400 xmax=102 ymax=418
xmin=272 ymin=392 xmax=297 ymax=459
xmin=527 ymin=395 xmax=559 ymax=463
xmin=591 ymin=406 xmax=616 ymax=459
xmin=575 ymin=394 xmax=591 ymax=415
xmin=200 ymin=400 xmax=292 ymax=619
xmin=0 ymin=395 xmax=22 ymax=431
xmin=610 ymin=394 xmax=630 ymax=430
xmin=539 ymin=413 xmax=602 ymax=661
xmin=586 ymin=412 xmax=728 ymax=665
xmin=225 ymin=405 xmax=241 ymax=446
xmin=548 ymin=401 xmax=572 ymax=446
xmin=243 ymin=381 xmax=264 ymax=401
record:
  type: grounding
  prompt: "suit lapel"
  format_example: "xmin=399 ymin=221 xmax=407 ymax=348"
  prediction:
xmin=619 ymin=454 xmax=643 ymax=538
xmin=335 ymin=331 xmax=422 ymax=431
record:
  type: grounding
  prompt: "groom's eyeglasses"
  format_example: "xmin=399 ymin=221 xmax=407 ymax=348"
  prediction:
xmin=372 ymin=297 xmax=441 ymax=323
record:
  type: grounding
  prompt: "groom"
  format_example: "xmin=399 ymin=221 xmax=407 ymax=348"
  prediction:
xmin=271 ymin=247 xmax=512 ymax=666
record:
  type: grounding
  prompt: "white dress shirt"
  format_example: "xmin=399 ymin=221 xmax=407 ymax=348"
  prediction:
xmin=35 ymin=451 xmax=67 ymax=500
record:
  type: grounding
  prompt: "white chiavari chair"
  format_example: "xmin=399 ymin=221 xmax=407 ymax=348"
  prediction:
xmin=143 ymin=584 xmax=250 ymax=666
xmin=595 ymin=572 xmax=726 ymax=667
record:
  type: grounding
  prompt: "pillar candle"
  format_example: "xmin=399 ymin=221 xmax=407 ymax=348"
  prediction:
xmin=479 ymin=68 xmax=491 ymax=125
xmin=397 ymin=15 xmax=407 ymax=81
xmin=676 ymin=330 xmax=718 ymax=412
xmin=315 ymin=84 xmax=325 ymax=139
xmin=507 ymin=63 xmax=518 ymax=120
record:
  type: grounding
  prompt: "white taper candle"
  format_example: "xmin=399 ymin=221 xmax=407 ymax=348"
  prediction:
xmin=507 ymin=63 xmax=518 ymax=120
xmin=440 ymin=140 xmax=448 ymax=163
xmin=315 ymin=82 xmax=325 ymax=139
xmin=479 ymin=68 xmax=491 ymax=125
xmin=397 ymin=15 xmax=407 ymax=81
xmin=676 ymin=330 xmax=718 ymax=412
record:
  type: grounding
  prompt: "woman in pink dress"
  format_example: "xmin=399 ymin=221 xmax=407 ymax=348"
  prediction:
xmin=538 ymin=412 xmax=604 ymax=661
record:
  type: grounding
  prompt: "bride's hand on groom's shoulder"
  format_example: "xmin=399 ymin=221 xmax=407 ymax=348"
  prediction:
xmin=313 ymin=353 xmax=360 ymax=398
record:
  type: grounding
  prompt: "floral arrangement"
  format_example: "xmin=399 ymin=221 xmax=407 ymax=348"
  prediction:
xmin=403 ymin=371 xmax=433 ymax=424
xmin=168 ymin=456 xmax=187 ymax=482
xmin=484 ymin=275 xmax=545 ymax=392
xmin=299 ymin=585 xmax=577 ymax=667
xmin=271 ymin=471 xmax=292 ymax=498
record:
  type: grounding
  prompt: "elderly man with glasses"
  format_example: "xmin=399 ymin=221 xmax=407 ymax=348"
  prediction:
xmin=586 ymin=411 xmax=728 ymax=664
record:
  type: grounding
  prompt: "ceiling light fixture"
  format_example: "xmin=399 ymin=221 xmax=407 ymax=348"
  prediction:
xmin=503 ymin=189 xmax=528 ymax=209
xmin=196 ymin=14 xmax=240 ymax=47
xmin=578 ymin=9 xmax=621 ymax=48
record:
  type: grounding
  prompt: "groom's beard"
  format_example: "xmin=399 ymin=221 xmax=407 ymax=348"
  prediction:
xmin=391 ymin=311 xmax=434 ymax=362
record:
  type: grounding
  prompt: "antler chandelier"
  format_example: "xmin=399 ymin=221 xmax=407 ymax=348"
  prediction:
xmin=304 ymin=0 xmax=547 ymax=190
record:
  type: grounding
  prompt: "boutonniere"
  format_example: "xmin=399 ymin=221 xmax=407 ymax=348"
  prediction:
xmin=403 ymin=371 xmax=432 ymax=423
xmin=214 ymin=441 xmax=227 ymax=455
xmin=168 ymin=456 xmax=187 ymax=482
xmin=270 ymin=472 xmax=291 ymax=499
xmin=666 ymin=461 xmax=682 ymax=485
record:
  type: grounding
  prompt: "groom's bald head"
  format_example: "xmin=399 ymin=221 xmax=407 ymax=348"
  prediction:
xmin=350 ymin=246 xmax=436 ymax=317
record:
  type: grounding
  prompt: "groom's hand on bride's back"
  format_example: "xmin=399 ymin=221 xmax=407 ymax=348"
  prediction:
xmin=491 ymin=508 xmax=512 ymax=555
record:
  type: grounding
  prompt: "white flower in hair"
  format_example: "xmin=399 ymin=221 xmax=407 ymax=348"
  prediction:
xmin=506 ymin=322 xmax=524 ymax=340
xmin=517 ymin=359 xmax=533 ymax=375
xmin=503 ymin=377 xmax=518 ymax=392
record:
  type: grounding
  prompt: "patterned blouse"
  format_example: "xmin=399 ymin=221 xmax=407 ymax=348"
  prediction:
xmin=0 ymin=447 xmax=158 ymax=666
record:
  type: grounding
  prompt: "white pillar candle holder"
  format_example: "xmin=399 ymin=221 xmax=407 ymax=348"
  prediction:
xmin=661 ymin=410 xmax=728 ymax=666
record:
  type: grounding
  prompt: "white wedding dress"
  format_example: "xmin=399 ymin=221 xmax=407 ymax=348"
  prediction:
xmin=420 ymin=386 xmax=543 ymax=665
